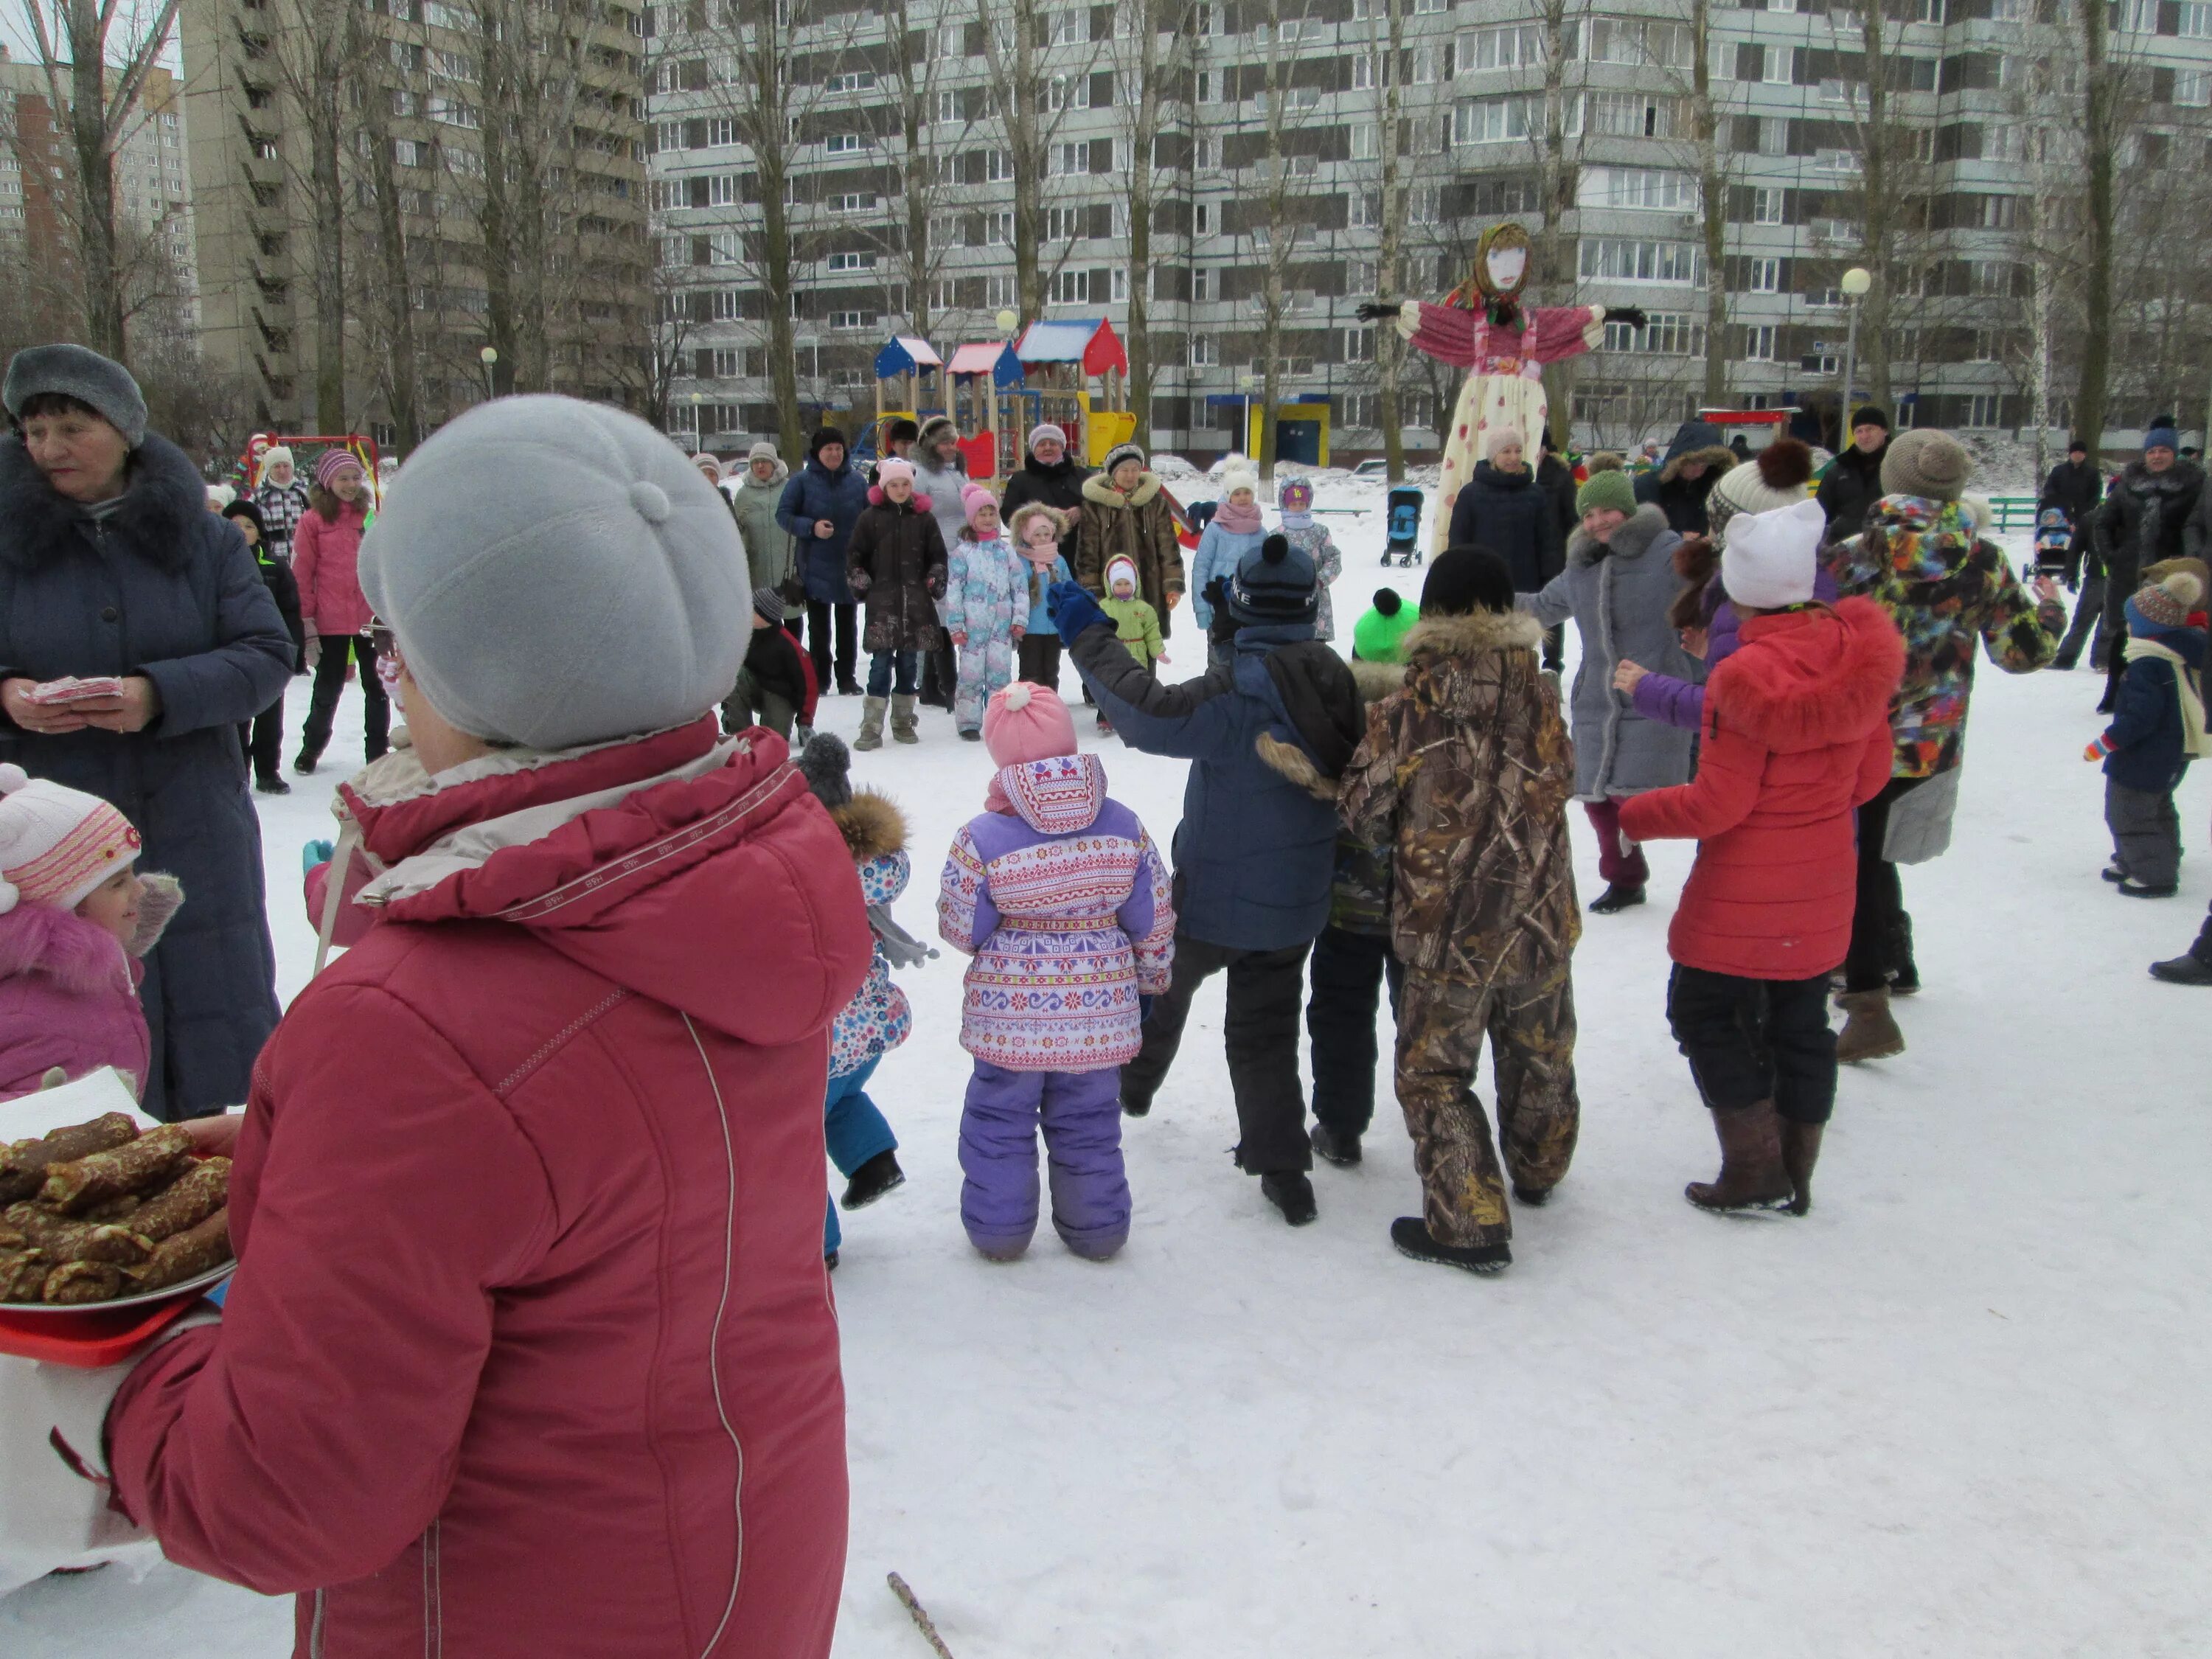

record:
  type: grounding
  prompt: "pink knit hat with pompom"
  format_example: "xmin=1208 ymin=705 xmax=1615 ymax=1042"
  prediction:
xmin=983 ymin=682 xmax=1077 ymax=772
xmin=962 ymin=482 xmax=999 ymax=526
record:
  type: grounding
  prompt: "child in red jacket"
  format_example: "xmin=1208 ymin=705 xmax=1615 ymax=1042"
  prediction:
xmin=1619 ymin=499 xmax=1904 ymax=1217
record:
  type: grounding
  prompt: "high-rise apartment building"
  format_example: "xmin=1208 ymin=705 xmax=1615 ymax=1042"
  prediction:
xmin=0 ymin=54 xmax=197 ymax=328
xmin=647 ymin=0 xmax=2212 ymax=459
xmin=181 ymin=0 xmax=652 ymax=440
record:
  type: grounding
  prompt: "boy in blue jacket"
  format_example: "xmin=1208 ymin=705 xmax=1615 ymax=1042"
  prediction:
xmin=2087 ymin=571 xmax=2206 ymax=898
xmin=1051 ymin=533 xmax=1364 ymax=1227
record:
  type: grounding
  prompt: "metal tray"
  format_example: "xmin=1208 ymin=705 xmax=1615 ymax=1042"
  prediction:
xmin=0 ymin=1260 xmax=235 ymax=1315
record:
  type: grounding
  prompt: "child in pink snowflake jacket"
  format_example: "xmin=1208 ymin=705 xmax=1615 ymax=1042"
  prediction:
xmin=936 ymin=683 xmax=1173 ymax=1262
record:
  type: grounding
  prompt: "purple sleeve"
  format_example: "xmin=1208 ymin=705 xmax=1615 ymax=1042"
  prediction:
xmin=1118 ymin=830 xmax=1176 ymax=995
xmin=1632 ymin=672 xmax=1705 ymax=732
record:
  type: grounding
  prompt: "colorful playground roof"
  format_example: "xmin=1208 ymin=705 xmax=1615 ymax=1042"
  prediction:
xmin=1014 ymin=318 xmax=1127 ymax=375
xmin=874 ymin=335 xmax=943 ymax=376
xmin=946 ymin=341 xmax=1026 ymax=386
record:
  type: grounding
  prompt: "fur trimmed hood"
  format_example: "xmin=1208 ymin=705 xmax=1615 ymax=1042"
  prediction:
xmin=0 ymin=431 xmax=212 ymax=572
xmin=0 ymin=872 xmax=181 ymax=993
xmin=1660 ymin=444 xmax=1737 ymax=485
xmin=1082 ymin=470 xmax=1163 ymax=509
xmin=1569 ymin=501 xmax=1674 ymax=566
xmin=1706 ymin=598 xmax=1905 ymax=754
xmin=1402 ymin=608 xmax=1545 ymax=661
xmin=1350 ymin=656 xmax=1408 ymax=700
xmin=829 ymin=788 xmax=906 ymax=863
xmin=1256 ymin=731 xmax=1336 ymax=802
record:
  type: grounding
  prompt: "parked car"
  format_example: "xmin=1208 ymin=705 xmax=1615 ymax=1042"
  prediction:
xmin=1352 ymin=459 xmax=1391 ymax=479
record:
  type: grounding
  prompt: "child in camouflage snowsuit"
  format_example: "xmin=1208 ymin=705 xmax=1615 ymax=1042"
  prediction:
xmin=944 ymin=484 xmax=1026 ymax=739
xmin=1338 ymin=548 xmax=1582 ymax=1276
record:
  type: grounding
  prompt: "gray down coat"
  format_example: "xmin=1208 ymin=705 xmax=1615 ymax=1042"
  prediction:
xmin=730 ymin=457 xmax=791 ymax=595
xmin=1521 ymin=502 xmax=1698 ymax=801
xmin=0 ymin=432 xmax=294 ymax=1119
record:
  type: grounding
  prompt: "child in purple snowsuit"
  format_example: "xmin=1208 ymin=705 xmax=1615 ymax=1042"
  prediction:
xmin=936 ymin=682 xmax=1175 ymax=1260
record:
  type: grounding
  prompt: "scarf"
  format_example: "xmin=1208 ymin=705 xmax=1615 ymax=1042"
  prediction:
xmin=2124 ymin=635 xmax=2210 ymax=757
xmin=1279 ymin=508 xmax=1313 ymax=532
xmin=1214 ymin=498 xmax=1262 ymax=534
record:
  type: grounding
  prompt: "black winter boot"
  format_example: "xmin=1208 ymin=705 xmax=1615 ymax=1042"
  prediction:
xmin=840 ymin=1150 xmax=905 ymax=1211
xmin=1260 ymin=1171 xmax=1318 ymax=1226
xmin=1888 ymin=914 xmax=1919 ymax=995
xmin=1390 ymin=1217 xmax=1511 ymax=1274
xmin=2149 ymin=950 xmax=2212 ymax=985
xmin=1511 ymin=1183 xmax=1551 ymax=1206
xmin=1309 ymin=1123 xmax=1362 ymax=1167
xmin=1589 ymin=883 xmax=1646 ymax=914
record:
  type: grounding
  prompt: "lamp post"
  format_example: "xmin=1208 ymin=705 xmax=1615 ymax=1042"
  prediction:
xmin=1839 ymin=267 xmax=1871 ymax=439
xmin=1237 ymin=370 xmax=1256 ymax=458
xmin=994 ymin=308 xmax=1018 ymax=337
xmin=479 ymin=344 xmax=499 ymax=402
xmin=689 ymin=391 xmax=703 ymax=451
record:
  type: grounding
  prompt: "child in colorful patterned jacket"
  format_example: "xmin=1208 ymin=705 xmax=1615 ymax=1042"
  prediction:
xmin=795 ymin=733 xmax=925 ymax=1265
xmin=936 ymin=682 xmax=1175 ymax=1260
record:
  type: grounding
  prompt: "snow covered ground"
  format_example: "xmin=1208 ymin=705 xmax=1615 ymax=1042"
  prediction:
xmin=7 ymin=489 xmax=2208 ymax=1658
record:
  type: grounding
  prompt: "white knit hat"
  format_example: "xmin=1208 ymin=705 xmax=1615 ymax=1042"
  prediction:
xmin=1105 ymin=555 xmax=1139 ymax=592
xmin=260 ymin=445 xmax=294 ymax=473
xmin=1721 ymin=498 xmax=1826 ymax=611
xmin=1220 ymin=461 xmax=1259 ymax=499
xmin=0 ymin=765 xmax=141 ymax=915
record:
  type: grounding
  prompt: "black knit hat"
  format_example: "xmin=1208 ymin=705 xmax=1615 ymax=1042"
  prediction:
xmin=1422 ymin=546 xmax=1514 ymax=617
xmin=1227 ymin=532 xmax=1318 ymax=625
xmin=2067 ymin=435 xmax=2089 ymax=455
xmin=1851 ymin=405 xmax=1891 ymax=433
xmin=883 ymin=417 xmax=919 ymax=446
xmin=220 ymin=496 xmax=267 ymax=536
xmin=795 ymin=731 xmax=852 ymax=808
xmin=809 ymin=426 xmax=847 ymax=460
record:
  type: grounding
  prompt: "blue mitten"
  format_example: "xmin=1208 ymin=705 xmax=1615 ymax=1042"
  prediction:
xmin=1047 ymin=580 xmax=1113 ymax=648
xmin=302 ymin=838 xmax=335 ymax=875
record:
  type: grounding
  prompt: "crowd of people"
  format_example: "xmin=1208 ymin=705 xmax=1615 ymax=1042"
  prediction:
xmin=0 ymin=338 xmax=2205 ymax=1652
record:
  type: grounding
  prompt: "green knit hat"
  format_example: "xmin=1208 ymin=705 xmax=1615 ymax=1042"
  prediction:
xmin=1352 ymin=588 xmax=1418 ymax=663
xmin=1575 ymin=466 xmax=1637 ymax=517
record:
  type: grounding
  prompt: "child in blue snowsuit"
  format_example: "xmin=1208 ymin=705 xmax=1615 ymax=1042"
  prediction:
xmin=796 ymin=734 xmax=922 ymax=1262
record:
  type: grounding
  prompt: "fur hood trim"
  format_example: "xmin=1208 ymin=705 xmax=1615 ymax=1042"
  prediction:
xmin=129 ymin=872 xmax=184 ymax=959
xmin=1570 ymin=502 xmax=1673 ymax=566
xmin=830 ymin=789 xmax=906 ymax=862
xmin=1661 ymin=445 xmax=1737 ymax=485
xmin=1402 ymin=609 xmax=1545 ymax=661
xmin=1350 ymin=657 xmax=1408 ymax=700
xmin=1082 ymin=470 xmax=1163 ymax=509
xmin=0 ymin=900 xmax=133 ymax=996
xmin=1008 ymin=501 xmax=1069 ymax=544
xmin=1707 ymin=597 xmax=1905 ymax=754
xmin=0 ymin=431 xmax=211 ymax=571
xmin=1256 ymin=731 xmax=1337 ymax=802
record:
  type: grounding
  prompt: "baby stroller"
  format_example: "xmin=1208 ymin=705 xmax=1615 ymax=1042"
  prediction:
xmin=1384 ymin=486 xmax=1424 ymax=566
xmin=2033 ymin=507 xmax=2073 ymax=580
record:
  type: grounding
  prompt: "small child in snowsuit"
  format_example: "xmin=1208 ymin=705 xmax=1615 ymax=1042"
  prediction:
xmin=795 ymin=734 xmax=919 ymax=1264
xmin=1189 ymin=461 xmax=1265 ymax=667
xmin=1009 ymin=503 xmax=1074 ymax=691
xmin=1274 ymin=479 xmax=1343 ymax=644
xmin=945 ymin=484 xmax=1026 ymax=740
xmin=723 ymin=587 xmax=818 ymax=741
xmin=1619 ymin=499 xmax=1905 ymax=1218
xmin=1098 ymin=555 xmax=1165 ymax=737
xmin=1338 ymin=549 xmax=1582 ymax=1274
xmin=2087 ymin=571 xmax=2207 ymax=897
xmin=936 ymin=684 xmax=1175 ymax=1260
xmin=0 ymin=768 xmax=182 ymax=1101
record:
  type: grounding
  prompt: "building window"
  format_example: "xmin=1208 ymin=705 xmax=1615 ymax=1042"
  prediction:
xmin=987 ymin=149 xmax=1015 ymax=182
xmin=1111 ymin=267 xmax=1128 ymax=302
xmin=829 ymin=192 xmax=877 ymax=212
xmin=1964 ymin=394 xmax=2000 ymax=427
xmin=824 ymin=133 xmax=868 ymax=153
xmin=1350 ymin=189 xmax=1381 ymax=228
xmin=1190 ymin=333 xmax=1217 ymax=366
xmin=2179 ymin=68 xmax=2212 ymax=107
xmin=1764 ymin=44 xmax=1793 ymax=84
xmin=985 ymin=274 xmax=1017 ymax=307
xmin=708 ymin=117 xmax=736 ymax=146
xmin=1458 ymin=24 xmax=1542 ymax=69
xmin=1351 ymin=55 xmax=1373 ymax=91
xmin=1351 ymin=123 xmax=1378 ymax=161
xmin=1343 ymin=325 xmax=1375 ymax=361
xmin=1584 ymin=90 xmax=1677 ymax=138
xmin=1050 ymin=269 xmax=1090 ymax=304
xmin=1454 ymin=94 xmax=1537 ymax=145
xmin=1577 ymin=167 xmax=1699 ymax=212
xmin=824 ymin=70 xmax=877 ymax=93
xmin=985 ymin=210 xmax=1014 ymax=244
xmin=1579 ymin=238 xmax=1705 ymax=284
xmin=1747 ymin=256 xmax=1781 ymax=292
xmin=1758 ymin=117 xmax=1788 ymax=156
xmin=827 ymin=251 xmax=875 ymax=271
xmin=1751 ymin=187 xmax=1785 ymax=225
xmin=1742 ymin=324 xmax=1777 ymax=361
xmin=828 ymin=310 xmax=868 ymax=330
xmin=1046 ymin=205 xmax=1088 ymax=240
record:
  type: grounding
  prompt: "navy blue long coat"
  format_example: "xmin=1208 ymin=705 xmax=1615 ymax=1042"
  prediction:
xmin=775 ymin=457 xmax=871 ymax=605
xmin=0 ymin=432 xmax=294 ymax=1119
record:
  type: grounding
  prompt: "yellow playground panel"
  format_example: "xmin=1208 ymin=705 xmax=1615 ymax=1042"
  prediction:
xmin=1247 ymin=402 xmax=1331 ymax=467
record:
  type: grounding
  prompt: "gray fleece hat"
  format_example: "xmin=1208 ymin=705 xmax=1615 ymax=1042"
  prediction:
xmin=359 ymin=394 xmax=751 ymax=751
xmin=4 ymin=344 xmax=150 ymax=448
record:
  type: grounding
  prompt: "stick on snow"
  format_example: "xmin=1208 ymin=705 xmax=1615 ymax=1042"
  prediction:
xmin=887 ymin=1572 xmax=958 ymax=1658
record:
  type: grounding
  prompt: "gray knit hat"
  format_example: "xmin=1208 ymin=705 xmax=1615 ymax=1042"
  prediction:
xmin=794 ymin=731 xmax=852 ymax=809
xmin=4 ymin=344 xmax=149 ymax=448
xmin=748 ymin=440 xmax=779 ymax=464
xmin=358 ymin=394 xmax=751 ymax=751
xmin=751 ymin=585 xmax=785 ymax=626
xmin=1879 ymin=428 xmax=1972 ymax=503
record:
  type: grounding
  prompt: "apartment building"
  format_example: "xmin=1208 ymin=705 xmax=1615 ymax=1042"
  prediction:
xmin=0 ymin=54 xmax=197 ymax=322
xmin=181 ymin=0 xmax=651 ymax=439
xmin=647 ymin=0 xmax=2212 ymax=459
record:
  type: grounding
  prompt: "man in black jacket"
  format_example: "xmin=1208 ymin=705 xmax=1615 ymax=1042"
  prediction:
xmin=2092 ymin=421 xmax=2203 ymax=709
xmin=1815 ymin=406 xmax=1891 ymax=543
xmin=1633 ymin=420 xmax=1736 ymax=535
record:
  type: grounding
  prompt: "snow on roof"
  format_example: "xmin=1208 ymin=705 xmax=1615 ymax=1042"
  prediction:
xmin=947 ymin=342 xmax=1026 ymax=386
xmin=874 ymin=336 xmax=943 ymax=376
xmin=1014 ymin=318 xmax=1127 ymax=375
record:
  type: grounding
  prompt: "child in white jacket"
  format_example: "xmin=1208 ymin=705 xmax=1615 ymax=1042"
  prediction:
xmin=944 ymin=484 xmax=1026 ymax=739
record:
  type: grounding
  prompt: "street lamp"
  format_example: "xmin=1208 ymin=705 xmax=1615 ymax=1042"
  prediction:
xmin=1237 ymin=369 xmax=1256 ymax=458
xmin=689 ymin=391 xmax=703 ymax=451
xmin=994 ymin=308 xmax=1018 ymax=337
xmin=479 ymin=344 xmax=499 ymax=402
xmin=1839 ymin=267 xmax=1872 ymax=438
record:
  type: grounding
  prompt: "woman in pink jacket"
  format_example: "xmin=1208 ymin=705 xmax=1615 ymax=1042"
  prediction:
xmin=290 ymin=448 xmax=383 ymax=775
xmin=37 ymin=397 xmax=874 ymax=1658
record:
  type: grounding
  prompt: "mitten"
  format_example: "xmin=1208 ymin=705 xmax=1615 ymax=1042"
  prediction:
xmin=1047 ymin=581 xmax=1113 ymax=647
xmin=302 ymin=838 xmax=335 ymax=874
xmin=2084 ymin=735 xmax=2114 ymax=762
xmin=1354 ymin=301 xmax=1402 ymax=322
xmin=847 ymin=570 xmax=872 ymax=598
xmin=1604 ymin=305 xmax=1649 ymax=329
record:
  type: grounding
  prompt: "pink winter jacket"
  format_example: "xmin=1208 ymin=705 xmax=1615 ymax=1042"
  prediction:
xmin=106 ymin=717 xmax=874 ymax=1659
xmin=0 ymin=874 xmax=179 ymax=1099
xmin=290 ymin=498 xmax=372 ymax=637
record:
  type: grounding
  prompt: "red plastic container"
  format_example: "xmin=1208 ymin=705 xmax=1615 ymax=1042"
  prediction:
xmin=0 ymin=1293 xmax=206 ymax=1368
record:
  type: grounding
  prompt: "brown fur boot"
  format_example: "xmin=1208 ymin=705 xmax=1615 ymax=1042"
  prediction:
xmin=1834 ymin=988 xmax=1905 ymax=1062
xmin=1779 ymin=1119 xmax=1824 ymax=1217
xmin=1686 ymin=1102 xmax=1794 ymax=1213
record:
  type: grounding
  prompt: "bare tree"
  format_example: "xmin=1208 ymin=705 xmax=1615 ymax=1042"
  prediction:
xmin=1110 ymin=0 xmax=1192 ymax=451
xmin=975 ymin=0 xmax=1101 ymax=319
xmin=2074 ymin=0 xmax=2119 ymax=451
xmin=1685 ymin=0 xmax=1729 ymax=407
xmin=1360 ymin=0 xmax=1411 ymax=479
xmin=10 ymin=0 xmax=189 ymax=359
